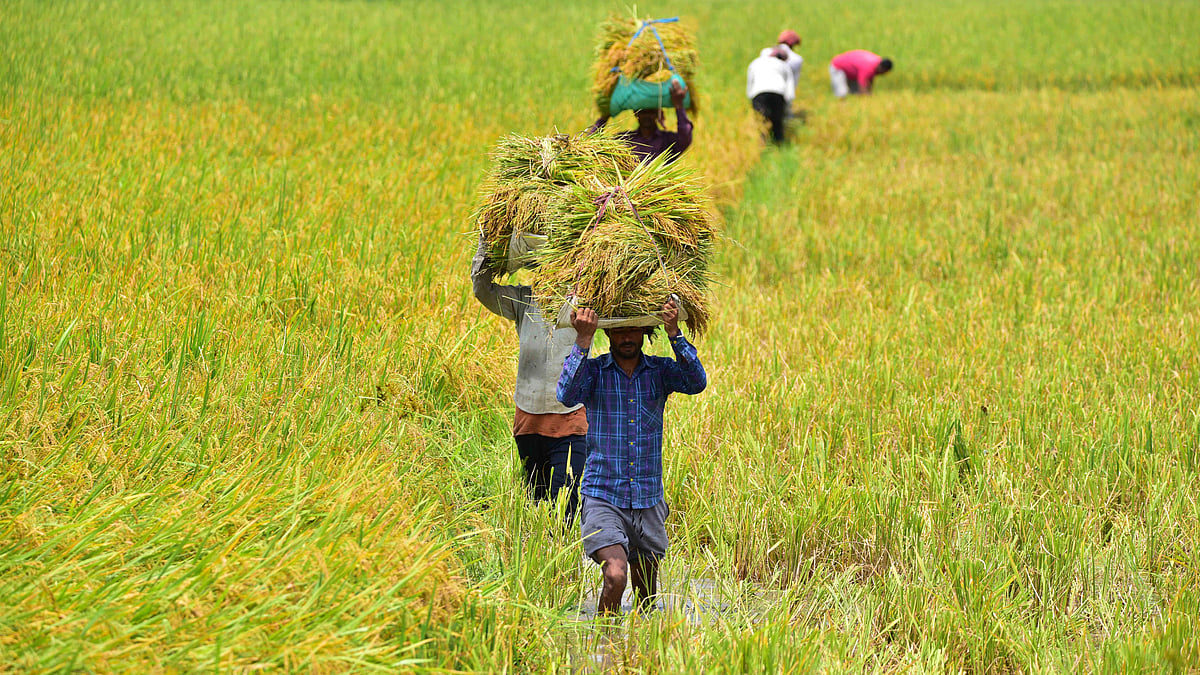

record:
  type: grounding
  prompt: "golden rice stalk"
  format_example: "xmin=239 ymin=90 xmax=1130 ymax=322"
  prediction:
xmin=591 ymin=13 xmax=701 ymax=117
xmin=471 ymin=133 xmax=638 ymax=276
xmin=531 ymin=152 xmax=716 ymax=335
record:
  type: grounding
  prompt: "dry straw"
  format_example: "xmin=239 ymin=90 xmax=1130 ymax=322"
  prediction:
xmin=591 ymin=13 xmax=700 ymax=117
xmin=472 ymin=133 xmax=638 ymax=275
xmin=532 ymin=152 xmax=716 ymax=335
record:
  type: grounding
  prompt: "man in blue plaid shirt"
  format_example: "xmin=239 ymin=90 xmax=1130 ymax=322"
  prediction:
xmin=557 ymin=299 xmax=707 ymax=614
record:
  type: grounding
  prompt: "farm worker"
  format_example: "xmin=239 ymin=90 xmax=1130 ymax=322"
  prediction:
xmin=829 ymin=50 xmax=893 ymax=98
xmin=747 ymin=47 xmax=795 ymax=144
xmin=589 ymin=79 xmax=692 ymax=163
xmin=760 ymin=29 xmax=803 ymax=82
xmin=472 ymin=238 xmax=587 ymax=523
xmin=558 ymin=299 xmax=707 ymax=614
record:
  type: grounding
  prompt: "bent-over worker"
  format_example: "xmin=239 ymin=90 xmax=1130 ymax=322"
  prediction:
xmin=830 ymin=50 xmax=893 ymax=98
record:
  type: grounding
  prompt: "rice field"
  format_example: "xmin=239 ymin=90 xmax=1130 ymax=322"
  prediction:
xmin=2 ymin=0 xmax=1199 ymax=672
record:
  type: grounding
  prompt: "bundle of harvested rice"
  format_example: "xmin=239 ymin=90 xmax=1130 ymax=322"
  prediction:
xmin=591 ymin=14 xmax=700 ymax=117
xmin=531 ymin=152 xmax=716 ymax=335
xmin=473 ymin=133 xmax=639 ymax=276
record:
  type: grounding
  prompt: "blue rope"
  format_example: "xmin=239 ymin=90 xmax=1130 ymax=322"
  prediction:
xmin=610 ymin=17 xmax=680 ymax=74
xmin=645 ymin=25 xmax=676 ymax=73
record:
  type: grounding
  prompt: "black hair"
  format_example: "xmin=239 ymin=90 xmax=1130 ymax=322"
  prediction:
xmin=603 ymin=324 xmax=661 ymax=343
xmin=879 ymin=58 xmax=894 ymax=73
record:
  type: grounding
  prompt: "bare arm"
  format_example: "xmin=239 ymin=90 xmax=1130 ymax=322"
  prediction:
xmin=859 ymin=69 xmax=875 ymax=94
xmin=670 ymin=80 xmax=693 ymax=155
xmin=470 ymin=234 xmax=520 ymax=320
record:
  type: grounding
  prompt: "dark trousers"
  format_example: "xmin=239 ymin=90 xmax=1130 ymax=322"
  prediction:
xmin=514 ymin=434 xmax=587 ymax=522
xmin=752 ymin=92 xmax=788 ymax=143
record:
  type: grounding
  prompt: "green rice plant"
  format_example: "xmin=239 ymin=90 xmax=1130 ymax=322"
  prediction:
xmin=4 ymin=0 xmax=1200 ymax=670
xmin=531 ymin=151 xmax=717 ymax=334
xmin=472 ymin=133 xmax=638 ymax=276
xmin=591 ymin=12 xmax=701 ymax=117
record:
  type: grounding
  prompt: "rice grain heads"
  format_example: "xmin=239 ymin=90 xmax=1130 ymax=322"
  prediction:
xmin=473 ymin=133 xmax=638 ymax=276
xmin=591 ymin=14 xmax=701 ymax=117
xmin=532 ymin=153 xmax=717 ymax=336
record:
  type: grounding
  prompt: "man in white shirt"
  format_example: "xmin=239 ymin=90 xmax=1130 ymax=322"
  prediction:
xmin=760 ymin=30 xmax=803 ymax=83
xmin=747 ymin=47 xmax=795 ymax=144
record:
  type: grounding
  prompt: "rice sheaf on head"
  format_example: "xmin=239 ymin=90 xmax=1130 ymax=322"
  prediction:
xmin=591 ymin=13 xmax=701 ymax=118
xmin=472 ymin=133 xmax=638 ymax=277
xmin=531 ymin=152 xmax=716 ymax=336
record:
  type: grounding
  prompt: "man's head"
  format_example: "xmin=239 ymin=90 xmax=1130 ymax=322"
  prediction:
xmin=605 ymin=325 xmax=653 ymax=360
xmin=634 ymin=108 xmax=664 ymax=132
xmin=878 ymin=58 xmax=894 ymax=74
xmin=777 ymin=29 xmax=801 ymax=49
xmin=770 ymin=47 xmax=788 ymax=62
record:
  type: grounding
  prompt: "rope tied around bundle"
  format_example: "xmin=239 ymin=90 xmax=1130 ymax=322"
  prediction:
xmin=571 ymin=183 xmax=672 ymax=305
xmin=610 ymin=17 xmax=680 ymax=75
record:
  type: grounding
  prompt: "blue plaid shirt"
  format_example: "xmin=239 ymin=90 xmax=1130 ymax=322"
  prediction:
xmin=557 ymin=335 xmax=706 ymax=509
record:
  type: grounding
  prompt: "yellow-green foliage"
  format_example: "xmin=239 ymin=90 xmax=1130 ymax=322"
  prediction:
xmin=473 ymin=133 xmax=638 ymax=276
xmin=2 ymin=0 xmax=1200 ymax=671
xmin=532 ymin=153 xmax=717 ymax=334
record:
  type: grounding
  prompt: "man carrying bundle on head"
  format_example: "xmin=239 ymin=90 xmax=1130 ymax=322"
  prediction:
xmin=557 ymin=299 xmax=707 ymax=614
xmin=588 ymin=79 xmax=693 ymax=163
xmin=471 ymin=239 xmax=588 ymax=524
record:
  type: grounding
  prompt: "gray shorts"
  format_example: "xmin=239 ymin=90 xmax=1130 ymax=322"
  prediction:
xmin=580 ymin=495 xmax=669 ymax=564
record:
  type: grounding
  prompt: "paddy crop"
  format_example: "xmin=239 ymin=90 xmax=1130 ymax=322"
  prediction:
xmin=591 ymin=12 xmax=701 ymax=116
xmin=2 ymin=0 xmax=1198 ymax=672
xmin=473 ymin=132 xmax=638 ymax=276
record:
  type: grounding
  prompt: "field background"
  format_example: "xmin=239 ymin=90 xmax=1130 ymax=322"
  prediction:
xmin=2 ymin=0 xmax=1199 ymax=672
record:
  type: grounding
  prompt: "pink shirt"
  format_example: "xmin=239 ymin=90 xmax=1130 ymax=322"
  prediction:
xmin=831 ymin=50 xmax=884 ymax=91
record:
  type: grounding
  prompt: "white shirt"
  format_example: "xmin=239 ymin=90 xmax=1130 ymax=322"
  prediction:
xmin=760 ymin=43 xmax=803 ymax=81
xmin=747 ymin=54 xmax=795 ymax=103
xmin=472 ymin=244 xmax=583 ymax=415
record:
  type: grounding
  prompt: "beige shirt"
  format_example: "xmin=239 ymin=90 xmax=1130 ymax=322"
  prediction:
xmin=472 ymin=244 xmax=584 ymax=416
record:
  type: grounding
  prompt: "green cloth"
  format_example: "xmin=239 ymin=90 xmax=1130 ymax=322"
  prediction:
xmin=609 ymin=74 xmax=691 ymax=116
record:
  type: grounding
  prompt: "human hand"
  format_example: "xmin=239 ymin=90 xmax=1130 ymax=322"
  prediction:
xmin=661 ymin=299 xmax=680 ymax=338
xmin=571 ymin=307 xmax=599 ymax=348
xmin=670 ymin=79 xmax=687 ymax=109
xmin=472 ymin=229 xmax=494 ymax=279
